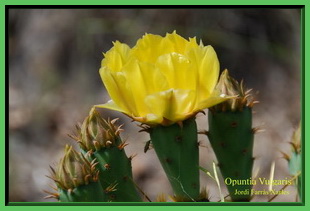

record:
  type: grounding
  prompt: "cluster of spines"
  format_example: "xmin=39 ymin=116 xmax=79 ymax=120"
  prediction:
xmin=209 ymin=69 xmax=258 ymax=113
xmin=46 ymin=145 xmax=105 ymax=202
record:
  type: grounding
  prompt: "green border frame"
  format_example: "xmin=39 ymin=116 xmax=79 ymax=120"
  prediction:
xmin=2 ymin=1 xmax=307 ymax=210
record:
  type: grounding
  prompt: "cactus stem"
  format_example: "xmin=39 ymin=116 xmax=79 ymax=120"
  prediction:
xmin=230 ymin=121 xmax=238 ymax=128
xmin=175 ymin=135 xmax=182 ymax=142
xmin=242 ymin=148 xmax=248 ymax=155
xmin=104 ymin=164 xmax=111 ymax=170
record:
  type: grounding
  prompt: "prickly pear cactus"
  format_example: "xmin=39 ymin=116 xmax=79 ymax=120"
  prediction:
xmin=147 ymin=118 xmax=200 ymax=201
xmin=207 ymin=70 xmax=257 ymax=201
xmin=70 ymin=108 xmax=142 ymax=202
xmin=48 ymin=145 xmax=106 ymax=202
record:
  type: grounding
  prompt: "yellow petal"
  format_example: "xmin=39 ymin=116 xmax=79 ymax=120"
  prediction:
xmin=121 ymin=59 xmax=149 ymax=116
xmin=187 ymin=45 xmax=219 ymax=101
xmin=101 ymin=41 xmax=131 ymax=72
xmin=99 ymin=67 xmax=137 ymax=116
xmin=145 ymin=89 xmax=197 ymax=123
xmin=144 ymin=89 xmax=173 ymax=123
xmin=132 ymin=33 xmax=174 ymax=63
xmin=156 ymin=53 xmax=196 ymax=90
xmin=137 ymin=61 xmax=169 ymax=94
xmin=168 ymin=89 xmax=197 ymax=122
xmin=166 ymin=31 xmax=199 ymax=54
xmin=95 ymin=100 xmax=126 ymax=113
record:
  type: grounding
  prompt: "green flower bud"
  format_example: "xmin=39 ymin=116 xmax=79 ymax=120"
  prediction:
xmin=51 ymin=145 xmax=99 ymax=190
xmin=71 ymin=108 xmax=123 ymax=151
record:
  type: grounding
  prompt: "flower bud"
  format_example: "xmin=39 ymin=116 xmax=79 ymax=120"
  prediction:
xmin=71 ymin=108 xmax=122 ymax=151
xmin=211 ymin=69 xmax=256 ymax=112
xmin=51 ymin=145 xmax=99 ymax=190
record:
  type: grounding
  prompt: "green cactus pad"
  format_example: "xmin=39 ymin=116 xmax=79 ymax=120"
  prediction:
xmin=149 ymin=118 xmax=200 ymax=201
xmin=88 ymin=144 xmax=142 ymax=202
xmin=72 ymin=109 xmax=142 ymax=202
xmin=59 ymin=182 xmax=106 ymax=202
xmin=208 ymin=107 xmax=254 ymax=201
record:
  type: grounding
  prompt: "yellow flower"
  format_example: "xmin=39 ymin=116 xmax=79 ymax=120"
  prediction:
xmin=98 ymin=31 xmax=228 ymax=126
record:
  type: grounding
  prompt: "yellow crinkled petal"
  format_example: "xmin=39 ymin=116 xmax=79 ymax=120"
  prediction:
xmin=132 ymin=33 xmax=174 ymax=63
xmin=137 ymin=61 xmax=169 ymax=94
xmin=121 ymin=59 xmax=149 ymax=117
xmin=166 ymin=31 xmax=199 ymax=54
xmin=186 ymin=45 xmax=219 ymax=102
xmin=168 ymin=89 xmax=197 ymax=122
xmin=156 ymin=53 xmax=196 ymax=90
xmin=99 ymin=67 xmax=137 ymax=116
xmin=145 ymin=89 xmax=197 ymax=124
xmin=144 ymin=89 xmax=172 ymax=123
xmin=113 ymin=71 xmax=140 ymax=116
xmin=101 ymin=41 xmax=131 ymax=72
xmin=99 ymin=67 xmax=130 ymax=114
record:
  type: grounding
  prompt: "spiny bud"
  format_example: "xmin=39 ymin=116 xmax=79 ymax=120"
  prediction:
xmin=70 ymin=108 xmax=123 ymax=151
xmin=50 ymin=145 xmax=99 ymax=190
xmin=210 ymin=69 xmax=257 ymax=112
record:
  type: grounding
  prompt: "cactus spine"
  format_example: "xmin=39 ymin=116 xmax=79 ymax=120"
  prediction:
xmin=49 ymin=145 xmax=106 ymax=202
xmin=71 ymin=108 xmax=142 ymax=202
xmin=148 ymin=117 xmax=200 ymax=201
xmin=207 ymin=70 xmax=256 ymax=202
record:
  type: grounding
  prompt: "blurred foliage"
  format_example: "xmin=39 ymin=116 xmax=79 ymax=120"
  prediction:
xmin=8 ymin=8 xmax=300 ymax=202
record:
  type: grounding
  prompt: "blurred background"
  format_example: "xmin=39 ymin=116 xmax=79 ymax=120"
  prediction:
xmin=8 ymin=8 xmax=301 ymax=202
